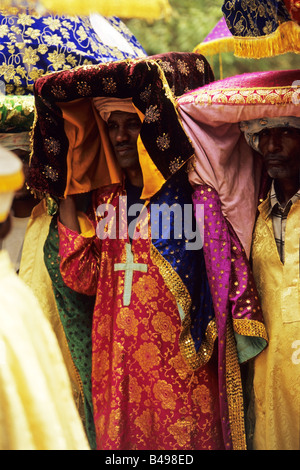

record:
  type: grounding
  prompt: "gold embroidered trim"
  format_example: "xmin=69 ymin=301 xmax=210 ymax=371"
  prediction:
xmin=180 ymin=316 xmax=217 ymax=370
xmin=150 ymin=244 xmax=191 ymax=316
xmin=150 ymin=244 xmax=217 ymax=370
xmin=225 ymin=320 xmax=247 ymax=450
xmin=233 ymin=318 xmax=268 ymax=342
xmin=194 ymin=37 xmax=235 ymax=57
xmin=179 ymin=84 xmax=300 ymax=107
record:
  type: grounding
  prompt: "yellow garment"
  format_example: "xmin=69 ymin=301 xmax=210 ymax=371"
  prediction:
xmin=0 ymin=250 xmax=89 ymax=450
xmin=19 ymin=200 xmax=85 ymax=419
xmin=40 ymin=0 xmax=172 ymax=19
xmin=0 ymin=146 xmax=24 ymax=222
xmin=251 ymin=197 xmax=300 ymax=450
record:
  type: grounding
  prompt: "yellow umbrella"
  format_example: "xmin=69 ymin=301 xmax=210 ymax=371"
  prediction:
xmin=0 ymin=0 xmax=172 ymax=19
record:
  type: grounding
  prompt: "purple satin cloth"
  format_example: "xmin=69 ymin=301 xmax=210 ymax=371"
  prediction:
xmin=202 ymin=17 xmax=232 ymax=44
xmin=192 ymin=184 xmax=265 ymax=449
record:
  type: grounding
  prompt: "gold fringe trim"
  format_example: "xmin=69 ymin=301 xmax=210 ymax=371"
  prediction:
xmin=233 ymin=318 xmax=268 ymax=343
xmin=194 ymin=37 xmax=235 ymax=57
xmin=194 ymin=20 xmax=300 ymax=60
xmin=150 ymin=244 xmax=217 ymax=370
xmin=231 ymin=20 xmax=300 ymax=59
xmin=225 ymin=320 xmax=247 ymax=450
xmin=0 ymin=1 xmax=40 ymax=15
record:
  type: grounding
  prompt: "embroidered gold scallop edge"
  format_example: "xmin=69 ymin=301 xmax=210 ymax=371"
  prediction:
xmin=179 ymin=84 xmax=300 ymax=106
xmin=150 ymin=244 xmax=217 ymax=370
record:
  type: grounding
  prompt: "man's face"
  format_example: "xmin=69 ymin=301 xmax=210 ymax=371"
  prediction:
xmin=258 ymin=127 xmax=300 ymax=180
xmin=107 ymin=111 xmax=142 ymax=170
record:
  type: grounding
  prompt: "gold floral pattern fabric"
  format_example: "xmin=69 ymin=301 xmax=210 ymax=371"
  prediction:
xmin=0 ymin=8 xmax=146 ymax=94
xmin=222 ymin=0 xmax=291 ymax=38
xmin=181 ymin=78 xmax=300 ymax=107
xmin=58 ymin=184 xmax=225 ymax=450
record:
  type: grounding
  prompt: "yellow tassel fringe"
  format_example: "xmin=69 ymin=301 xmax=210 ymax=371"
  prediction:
xmin=194 ymin=20 xmax=300 ymax=60
xmin=233 ymin=20 xmax=300 ymax=58
xmin=194 ymin=36 xmax=235 ymax=57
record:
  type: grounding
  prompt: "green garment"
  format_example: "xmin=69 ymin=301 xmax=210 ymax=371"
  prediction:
xmin=44 ymin=216 xmax=96 ymax=449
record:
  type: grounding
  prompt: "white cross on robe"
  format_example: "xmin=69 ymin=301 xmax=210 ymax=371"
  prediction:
xmin=114 ymin=243 xmax=148 ymax=306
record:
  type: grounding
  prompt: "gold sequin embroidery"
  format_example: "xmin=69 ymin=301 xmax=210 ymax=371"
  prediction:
xmin=150 ymin=244 xmax=217 ymax=370
xmin=144 ymin=104 xmax=160 ymax=123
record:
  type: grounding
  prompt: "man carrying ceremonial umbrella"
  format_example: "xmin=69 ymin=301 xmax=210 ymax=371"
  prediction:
xmin=27 ymin=50 xmax=267 ymax=450
xmin=177 ymin=68 xmax=300 ymax=450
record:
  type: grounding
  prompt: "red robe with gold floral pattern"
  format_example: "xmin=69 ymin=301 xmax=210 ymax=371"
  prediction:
xmin=58 ymin=183 xmax=224 ymax=450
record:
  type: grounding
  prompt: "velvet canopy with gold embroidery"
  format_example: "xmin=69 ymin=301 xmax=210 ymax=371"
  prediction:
xmin=28 ymin=52 xmax=214 ymax=199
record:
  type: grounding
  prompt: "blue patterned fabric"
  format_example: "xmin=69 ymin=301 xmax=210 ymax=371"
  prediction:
xmin=150 ymin=169 xmax=215 ymax=353
xmin=0 ymin=8 xmax=146 ymax=94
xmin=222 ymin=0 xmax=291 ymax=37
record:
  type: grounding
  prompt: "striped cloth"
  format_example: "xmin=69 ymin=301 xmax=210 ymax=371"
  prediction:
xmin=268 ymin=181 xmax=300 ymax=263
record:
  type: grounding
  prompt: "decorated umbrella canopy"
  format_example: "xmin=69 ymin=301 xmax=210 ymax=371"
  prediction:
xmin=221 ymin=0 xmax=300 ymax=58
xmin=0 ymin=5 xmax=146 ymax=96
xmin=27 ymin=52 xmax=213 ymax=200
xmin=195 ymin=1 xmax=300 ymax=60
xmin=0 ymin=0 xmax=172 ymax=20
xmin=177 ymin=69 xmax=300 ymax=257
